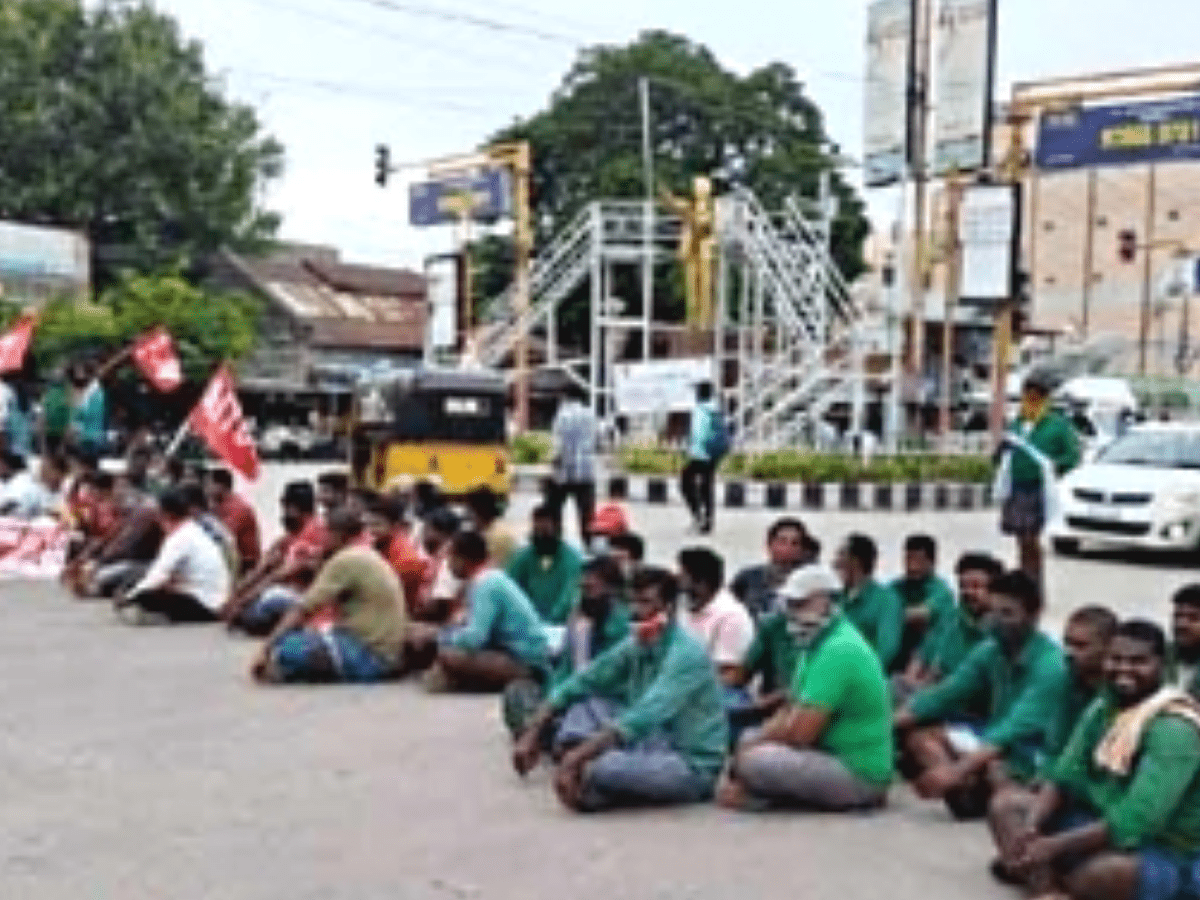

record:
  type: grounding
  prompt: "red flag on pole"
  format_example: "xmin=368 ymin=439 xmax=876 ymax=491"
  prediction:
xmin=0 ymin=313 xmax=36 ymax=374
xmin=132 ymin=327 xmax=184 ymax=392
xmin=188 ymin=365 xmax=259 ymax=481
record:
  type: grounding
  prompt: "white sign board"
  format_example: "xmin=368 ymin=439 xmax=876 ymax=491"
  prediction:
xmin=614 ymin=358 xmax=714 ymax=416
xmin=0 ymin=221 xmax=89 ymax=283
xmin=426 ymin=256 xmax=459 ymax=349
xmin=864 ymin=0 xmax=913 ymax=187
xmin=932 ymin=0 xmax=995 ymax=174
xmin=959 ymin=183 xmax=1019 ymax=302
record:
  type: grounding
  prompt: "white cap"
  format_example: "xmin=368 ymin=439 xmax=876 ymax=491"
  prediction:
xmin=778 ymin=565 xmax=841 ymax=601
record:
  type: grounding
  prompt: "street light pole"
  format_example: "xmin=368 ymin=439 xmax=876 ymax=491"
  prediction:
xmin=639 ymin=76 xmax=655 ymax=361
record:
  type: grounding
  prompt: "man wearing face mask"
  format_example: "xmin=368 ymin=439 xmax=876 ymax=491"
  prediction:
xmin=989 ymin=620 xmax=1200 ymax=900
xmin=676 ymin=547 xmax=756 ymax=697
xmin=995 ymin=372 xmax=1080 ymax=587
xmin=895 ymin=570 xmax=1068 ymax=820
xmin=716 ymin=565 xmax=893 ymax=812
xmin=221 ymin=482 xmax=328 ymax=635
xmin=608 ymin=532 xmax=645 ymax=582
xmin=502 ymin=555 xmax=631 ymax=739
xmin=505 ymin=505 xmax=584 ymax=625
xmin=512 ymin=566 xmax=728 ymax=812
xmin=1170 ymin=586 xmax=1200 ymax=698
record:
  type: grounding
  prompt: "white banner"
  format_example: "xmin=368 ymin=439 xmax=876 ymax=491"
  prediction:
xmin=932 ymin=0 xmax=995 ymax=175
xmin=0 ymin=517 xmax=71 ymax=580
xmin=959 ymin=183 xmax=1018 ymax=301
xmin=864 ymin=0 xmax=914 ymax=187
xmin=614 ymin=358 xmax=714 ymax=416
xmin=426 ymin=256 xmax=459 ymax=349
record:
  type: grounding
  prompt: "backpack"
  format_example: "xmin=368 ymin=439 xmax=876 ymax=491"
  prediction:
xmin=704 ymin=408 xmax=732 ymax=461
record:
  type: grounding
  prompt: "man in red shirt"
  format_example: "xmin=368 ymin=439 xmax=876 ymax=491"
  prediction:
xmin=206 ymin=468 xmax=261 ymax=574
xmin=363 ymin=493 xmax=426 ymax=616
xmin=221 ymin=481 xmax=327 ymax=635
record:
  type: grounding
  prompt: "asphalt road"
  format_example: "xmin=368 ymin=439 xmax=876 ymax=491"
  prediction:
xmin=0 ymin=464 xmax=1196 ymax=899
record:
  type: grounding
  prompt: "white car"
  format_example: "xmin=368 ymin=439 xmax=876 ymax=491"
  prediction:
xmin=1050 ymin=423 xmax=1200 ymax=554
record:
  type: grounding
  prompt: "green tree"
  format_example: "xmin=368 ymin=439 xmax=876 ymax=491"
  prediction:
xmin=474 ymin=31 xmax=869 ymax=335
xmin=0 ymin=0 xmax=283 ymax=285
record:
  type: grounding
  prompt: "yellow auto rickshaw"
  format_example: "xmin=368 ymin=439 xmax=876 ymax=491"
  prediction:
xmin=350 ymin=368 xmax=510 ymax=497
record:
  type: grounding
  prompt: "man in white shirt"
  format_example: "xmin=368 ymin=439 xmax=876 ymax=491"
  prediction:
xmin=117 ymin=487 xmax=230 ymax=625
xmin=676 ymin=547 xmax=756 ymax=693
xmin=0 ymin=452 xmax=67 ymax=520
xmin=549 ymin=385 xmax=598 ymax=544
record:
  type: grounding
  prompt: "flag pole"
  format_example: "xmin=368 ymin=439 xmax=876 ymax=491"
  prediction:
xmin=164 ymin=418 xmax=191 ymax=457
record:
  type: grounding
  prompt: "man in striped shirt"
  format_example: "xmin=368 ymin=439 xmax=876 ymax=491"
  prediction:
xmin=548 ymin=384 xmax=597 ymax=545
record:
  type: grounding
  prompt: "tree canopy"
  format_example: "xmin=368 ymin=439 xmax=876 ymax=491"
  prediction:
xmin=0 ymin=0 xmax=284 ymax=285
xmin=473 ymin=31 xmax=870 ymax=329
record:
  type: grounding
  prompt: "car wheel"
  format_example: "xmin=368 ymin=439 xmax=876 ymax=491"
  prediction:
xmin=1052 ymin=537 xmax=1081 ymax=556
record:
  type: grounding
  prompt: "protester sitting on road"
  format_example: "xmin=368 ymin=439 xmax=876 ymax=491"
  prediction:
xmin=988 ymin=605 xmax=1119 ymax=884
xmin=412 ymin=505 xmax=462 ymax=624
xmin=316 ymin=471 xmax=350 ymax=518
xmin=0 ymin=451 xmax=67 ymax=520
xmin=182 ymin=482 xmax=239 ymax=579
xmin=607 ymin=531 xmax=645 ymax=582
xmin=115 ymin=488 xmax=230 ymax=625
xmin=65 ymin=359 xmax=106 ymax=457
xmin=65 ymin=471 xmax=119 ymax=563
xmin=407 ymin=530 xmax=549 ymax=692
xmin=205 ymin=468 xmax=261 ymax=575
xmin=717 ymin=565 xmax=893 ymax=812
xmin=512 ymin=566 xmax=728 ymax=812
xmin=676 ymin=547 xmax=756 ymax=693
xmin=730 ymin=517 xmax=810 ymax=621
xmin=502 ymin=555 xmax=631 ymax=738
xmin=363 ymin=493 xmax=425 ymax=615
xmin=834 ymin=533 xmax=904 ymax=672
xmin=895 ymin=570 xmax=1068 ymax=820
xmin=891 ymin=534 xmax=958 ymax=673
xmin=893 ymin=552 xmax=1003 ymax=704
xmin=251 ymin=508 xmax=408 ymax=684
xmin=411 ymin=476 xmax=443 ymax=522
xmin=505 ymin=504 xmax=583 ymax=625
xmin=222 ymin=481 xmax=327 ymax=635
xmin=1171 ymin=585 xmax=1200 ymax=698
xmin=587 ymin=502 xmax=630 ymax=555
xmin=464 ymin=486 xmax=516 ymax=567
xmin=67 ymin=470 xmax=164 ymax=598
xmin=988 ymin=620 xmax=1200 ymax=900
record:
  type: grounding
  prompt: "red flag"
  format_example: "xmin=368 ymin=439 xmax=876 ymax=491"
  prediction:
xmin=0 ymin=314 xmax=35 ymax=374
xmin=188 ymin=365 xmax=259 ymax=481
xmin=132 ymin=327 xmax=184 ymax=392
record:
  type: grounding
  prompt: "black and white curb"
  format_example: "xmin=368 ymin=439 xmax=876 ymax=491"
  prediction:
xmin=511 ymin=472 xmax=993 ymax=512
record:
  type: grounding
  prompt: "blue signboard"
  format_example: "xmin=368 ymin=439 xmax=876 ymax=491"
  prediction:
xmin=408 ymin=169 xmax=512 ymax=227
xmin=1036 ymin=95 xmax=1200 ymax=170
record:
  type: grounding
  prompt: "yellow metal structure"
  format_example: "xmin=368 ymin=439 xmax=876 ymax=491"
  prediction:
xmin=351 ymin=369 xmax=510 ymax=497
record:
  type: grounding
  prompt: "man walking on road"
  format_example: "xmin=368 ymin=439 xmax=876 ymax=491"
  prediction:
xmin=681 ymin=381 xmax=723 ymax=535
xmin=549 ymin=384 xmax=597 ymax=545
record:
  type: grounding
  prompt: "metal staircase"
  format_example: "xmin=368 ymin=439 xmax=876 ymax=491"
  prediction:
xmin=473 ymin=188 xmax=879 ymax=449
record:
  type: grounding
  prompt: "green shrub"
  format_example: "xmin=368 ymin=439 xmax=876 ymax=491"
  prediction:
xmin=510 ymin=432 xmax=553 ymax=465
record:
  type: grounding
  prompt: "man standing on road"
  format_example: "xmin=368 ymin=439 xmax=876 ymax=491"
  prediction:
xmin=1171 ymin=585 xmax=1200 ymax=698
xmin=680 ymin=381 xmax=722 ymax=535
xmin=996 ymin=372 xmax=1080 ymax=588
xmin=730 ymin=517 xmax=811 ymax=621
xmin=988 ymin=620 xmax=1200 ymax=900
xmin=549 ymin=383 xmax=597 ymax=545
xmin=895 ymin=570 xmax=1068 ymax=820
xmin=512 ymin=566 xmax=728 ymax=812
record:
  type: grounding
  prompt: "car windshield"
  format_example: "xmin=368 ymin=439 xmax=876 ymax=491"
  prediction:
xmin=1097 ymin=430 xmax=1200 ymax=469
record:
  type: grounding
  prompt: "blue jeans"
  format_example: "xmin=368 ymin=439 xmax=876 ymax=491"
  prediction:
xmin=1138 ymin=847 xmax=1200 ymax=900
xmin=270 ymin=628 xmax=392 ymax=683
xmin=555 ymin=698 xmax=714 ymax=811
xmin=239 ymin=585 xmax=302 ymax=636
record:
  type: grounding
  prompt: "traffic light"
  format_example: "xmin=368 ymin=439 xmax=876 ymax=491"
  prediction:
xmin=375 ymin=144 xmax=390 ymax=187
xmin=1118 ymin=229 xmax=1137 ymax=263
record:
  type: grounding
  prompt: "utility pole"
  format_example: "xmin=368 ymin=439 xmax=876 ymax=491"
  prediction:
xmin=1138 ymin=163 xmax=1158 ymax=376
xmin=907 ymin=0 xmax=934 ymax=433
xmin=639 ymin=76 xmax=654 ymax=360
xmin=991 ymin=115 xmax=1028 ymax=446
xmin=1081 ymin=168 xmax=1097 ymax=337
xmin=939 ymin=172 xmax=964 ymax=438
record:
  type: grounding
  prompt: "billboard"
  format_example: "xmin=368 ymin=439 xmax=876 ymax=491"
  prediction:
xmin=958 ymin=183 xmax=1021 ymax=304
xmin=864 ymin=0 xmax=914 ymax=187
xmin=0 ymin=221 xmax=89 ymax=290
xmin=931 ymin=0 xmax=996 ymax=175
xmin=1036 ymin=95 xmax=1200 ymax=170
xmin=425 ymin=254 xmax=460 ymax=350
xmin=409 ymin=168 xmax=512 ymax=227
xmin=613 ymin=358 xmax=714 ymax=416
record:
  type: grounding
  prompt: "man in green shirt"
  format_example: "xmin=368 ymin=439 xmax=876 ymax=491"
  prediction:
xmin=896 ymin=569 xmax=1068 ymax=819
xmin=716 ymin=564 xmax=892 ymax=811
xmin=1171 ymin=585 xmax=1200 ymax=699
xmin=891 ymin=533 xmax=958 ymax=672
xmin=834 ymin=533 xmax=904 ymax=672
xmin=997 ymin=372 xmax=1080 ymax=587
xmin=505 ymin=504 xmax=583 ymax=625
xmin=990 ymin=620 xmax=1200 ymax=900
xmin=894 ymin=552 xmax=1003 ymax=705
xmin=512 ymin=566 xmax=728 ymax=812
xmin=408 ymin=530 xmax=550 ymax=692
